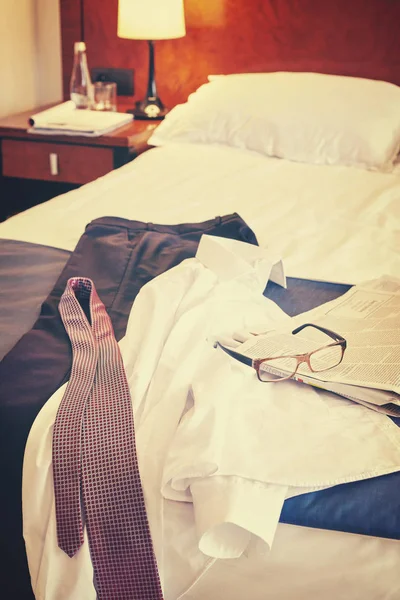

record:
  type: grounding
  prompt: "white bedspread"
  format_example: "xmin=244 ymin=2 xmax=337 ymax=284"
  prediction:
xmin=3 ymin=142 xmax=400 ymax=599
xmin=1 ymin=143 xmax=399 ymax=285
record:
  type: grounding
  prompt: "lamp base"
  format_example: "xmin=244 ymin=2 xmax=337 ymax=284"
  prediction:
xmin=127 ymin=97 xmax=168 ymax=120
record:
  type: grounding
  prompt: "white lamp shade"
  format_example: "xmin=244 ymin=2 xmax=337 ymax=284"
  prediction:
xmin=118 ymin=0 xmax=186 ymax=41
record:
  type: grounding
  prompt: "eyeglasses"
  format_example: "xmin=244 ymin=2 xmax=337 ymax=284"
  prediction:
xmin=215 ymin=323 xmax=347 ymax=382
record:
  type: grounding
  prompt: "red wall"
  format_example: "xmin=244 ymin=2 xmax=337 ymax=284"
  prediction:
xmin=61 ymin=0 xmax=400 ymax=108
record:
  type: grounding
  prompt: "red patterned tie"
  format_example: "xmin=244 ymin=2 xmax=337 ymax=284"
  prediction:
xmin=52 ymin=277 xmax=163 ymax=600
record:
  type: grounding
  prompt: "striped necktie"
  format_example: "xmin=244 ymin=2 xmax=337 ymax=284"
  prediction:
xmin=52 ymin=277 xmax=163 ymax=600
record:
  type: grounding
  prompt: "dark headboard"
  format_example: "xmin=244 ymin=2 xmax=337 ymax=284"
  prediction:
xmin=60 ymin=0 xmax=400 ymax=107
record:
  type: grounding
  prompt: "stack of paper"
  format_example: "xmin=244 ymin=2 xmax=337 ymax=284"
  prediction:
xmin=234 ymin=275 xmax=400 ymax=416
xmin=28 ymin=101 xmax=133 ymax=137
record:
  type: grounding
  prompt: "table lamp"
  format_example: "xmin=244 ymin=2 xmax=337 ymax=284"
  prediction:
xmin=118 ymin=0 xmax=186 ymax=119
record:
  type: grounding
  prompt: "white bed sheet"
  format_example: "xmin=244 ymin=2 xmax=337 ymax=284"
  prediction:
xmin=0 ymin=143 xmax=399 ymax=285
xmin=3 ymin=143 xmax=400 ymax=599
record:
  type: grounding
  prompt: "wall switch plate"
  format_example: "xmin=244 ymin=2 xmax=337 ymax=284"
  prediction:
xmin=91 ymin=67 xmax=134 ymax=96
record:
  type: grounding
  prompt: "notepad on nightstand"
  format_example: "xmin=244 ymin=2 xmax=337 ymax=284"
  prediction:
xmin=28 ymin=101 xmax=133 ymax=137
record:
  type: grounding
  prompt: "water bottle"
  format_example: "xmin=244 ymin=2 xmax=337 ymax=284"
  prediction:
xmin=70 ymin=41 xmax=93 ymax=109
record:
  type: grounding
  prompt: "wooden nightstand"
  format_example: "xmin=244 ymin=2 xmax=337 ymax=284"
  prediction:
xmin=0 ymin=101 xmax=159 ymax=220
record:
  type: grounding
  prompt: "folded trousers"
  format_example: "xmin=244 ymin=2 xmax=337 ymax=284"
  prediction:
xmin=0 ymin=213 xmax=258 ymax=599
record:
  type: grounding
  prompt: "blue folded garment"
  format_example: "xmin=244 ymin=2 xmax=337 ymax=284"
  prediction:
xmin=280 ymin=417 xmax=400 ymax=539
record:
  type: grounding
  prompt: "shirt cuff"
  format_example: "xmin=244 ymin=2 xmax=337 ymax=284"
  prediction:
xmin=190 ymin=475 xmax=288 ymax=559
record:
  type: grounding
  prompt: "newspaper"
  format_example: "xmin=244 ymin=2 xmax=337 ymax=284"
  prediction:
xmin=237 ymin=275 xmax=400 ymax=416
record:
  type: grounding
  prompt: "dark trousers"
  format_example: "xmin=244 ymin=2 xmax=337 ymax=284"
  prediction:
xmin=0 ymin=213 xmax=257 ymax=599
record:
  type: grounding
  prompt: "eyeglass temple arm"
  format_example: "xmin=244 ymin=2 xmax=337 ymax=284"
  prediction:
xmin=292 ymin=323 xmax=346 ymax=345
xmin=214 ymin=342 xmax=253 ymax=367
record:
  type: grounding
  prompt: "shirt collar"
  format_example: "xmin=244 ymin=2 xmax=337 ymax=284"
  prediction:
xmin=195 ymin=234 xmax=286 ymax=291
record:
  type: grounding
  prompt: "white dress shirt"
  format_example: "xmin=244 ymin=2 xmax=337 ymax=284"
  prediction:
xmin=22 ymin=235 xmax=400 ymax=600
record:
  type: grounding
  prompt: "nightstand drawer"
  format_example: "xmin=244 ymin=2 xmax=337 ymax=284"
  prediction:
xmin=2 ymin=139 xmax=114 ymax=184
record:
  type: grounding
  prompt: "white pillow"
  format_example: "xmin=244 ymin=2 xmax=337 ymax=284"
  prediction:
xmin=149 ymin=72 xmax=400 ymax=171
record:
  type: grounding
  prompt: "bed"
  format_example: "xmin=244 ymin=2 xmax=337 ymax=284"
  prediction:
xmin=1 ymin=2 xmax=400 ymax=598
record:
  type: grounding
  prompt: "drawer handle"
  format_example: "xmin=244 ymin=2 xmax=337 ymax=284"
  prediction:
xmin=49 ymin=153 xmax=59 ymax=176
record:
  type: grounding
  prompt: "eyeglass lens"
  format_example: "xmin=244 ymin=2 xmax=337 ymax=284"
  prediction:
xmin=308 ymin=344 xmax=343 ymax=372
xmin=258 ymin=356 xmax=299 ymax=381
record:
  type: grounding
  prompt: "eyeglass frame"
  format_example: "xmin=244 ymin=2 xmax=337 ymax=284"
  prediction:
xmin=214 ymin=323 xmax=347 ymax=382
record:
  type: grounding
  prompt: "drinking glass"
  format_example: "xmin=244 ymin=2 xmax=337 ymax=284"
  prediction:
xmin=92 ymin=82 xmax=117 ymax=112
